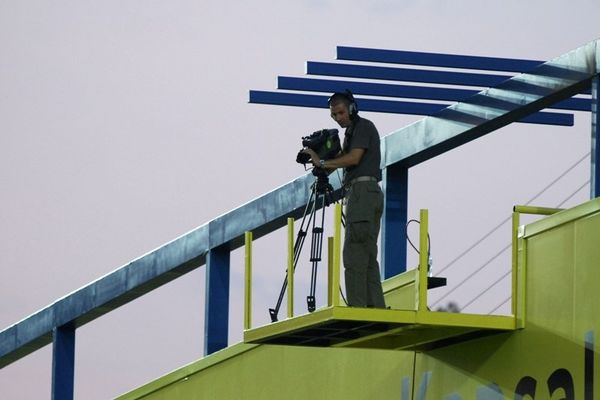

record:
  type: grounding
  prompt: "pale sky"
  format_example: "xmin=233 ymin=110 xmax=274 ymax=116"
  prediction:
xmin=1 ymin=1 xmax=598 ymax=398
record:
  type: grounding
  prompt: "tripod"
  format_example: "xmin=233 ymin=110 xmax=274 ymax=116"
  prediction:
xmin=269 ymin=170 xmax=335 ymax=322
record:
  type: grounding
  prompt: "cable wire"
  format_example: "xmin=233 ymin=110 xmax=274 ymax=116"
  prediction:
xmin=436 ymin=179 xmax=590 ymax=311
xmin=431 ymin=242 xmax=511 ymax=307
xmin=406 ymin=219 xmax=431 ymax=256
xmin=435 ymin=152 xmax=590 ymax=277
xmin=339 ymin=286 xmax=348 ymax=306
xmin=555 ymin=180 xmax=590 ymax=208
xmin=461 ymin=270 xmax=510 ymax=311
xmin=488 ymin=296 xmax=511 ymax=315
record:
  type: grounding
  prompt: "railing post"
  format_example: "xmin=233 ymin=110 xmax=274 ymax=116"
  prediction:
xmin=204 ymin=245 xmax=230 ymax=355
xmin=511 ymin=209 xmax=520 ymax=317
xmin=327 ymin=237 xmax=334 ymax=306
xmin=512 ymin=205 xmax=563 ymax=327
xmin=382 ymin=163 xmax=409 ymax=278
xmin=591 ymin=75 xmax=600 ymax=198
xmin=332 ymin=204 xmax=342 ymax=307
xmin=287 ymin=218 xmax=294 ymax=319
xmin=51 ymin=324 xmax=75 ymax=400
xmin=517 ymin=232 xmax=528 ymax=329
xmin=416 ymin=209 xmax=429 ymax=312
xmin=244 ymin=232 xmax=252 ymax=330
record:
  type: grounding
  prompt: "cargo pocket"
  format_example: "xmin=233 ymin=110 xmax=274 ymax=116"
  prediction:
xmin=366 ymin=185 xmax=384 ymax=214
xmin=349 ymin=221 xmax=371 ymax=243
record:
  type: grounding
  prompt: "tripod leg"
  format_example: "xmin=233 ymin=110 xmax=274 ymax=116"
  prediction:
xmin=307 ymin=193 xmax=327 ymax=312
xmin=268 ymin=186 xmax=317 ymax=322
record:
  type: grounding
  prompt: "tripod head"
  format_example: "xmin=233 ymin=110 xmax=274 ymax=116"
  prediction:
xmin=312 ymin=168 xmax=334 ymax=203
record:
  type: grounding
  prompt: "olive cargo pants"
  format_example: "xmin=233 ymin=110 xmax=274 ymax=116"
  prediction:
xmin=343 ymin=181 xmax=386 ymax=308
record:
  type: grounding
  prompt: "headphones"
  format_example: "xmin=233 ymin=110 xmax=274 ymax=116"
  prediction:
xmin=328 ymin=90 xmax=358 ymax=118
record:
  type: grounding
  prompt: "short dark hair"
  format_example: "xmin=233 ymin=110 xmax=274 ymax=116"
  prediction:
xmin=328 ymin=92 xmax=352 ymax=108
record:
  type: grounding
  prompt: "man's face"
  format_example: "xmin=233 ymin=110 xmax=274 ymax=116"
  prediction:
xmin=330 ymin=102 xmax=352 ymax=128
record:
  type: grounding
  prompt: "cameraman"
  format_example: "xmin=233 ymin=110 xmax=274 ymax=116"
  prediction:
xmin=302 ymin=91 xmax=386 ymax=309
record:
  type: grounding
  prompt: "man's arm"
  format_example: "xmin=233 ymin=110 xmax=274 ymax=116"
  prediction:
xmin=303 ymin=148 xmax=365 ymax=170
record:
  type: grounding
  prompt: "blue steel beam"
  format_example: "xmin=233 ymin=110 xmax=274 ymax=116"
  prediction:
xmin=334 ymin=48 xmax=592 ymax=95
xmin=51 ymin=325 xmax=75 ymax=400
xmin=307 ymin=61 xmax=593 ymax=95
xmin=307 ymin=61 xmax=511 ymax=87
xmin=277 ymin=76 xmax=591 ymax=112
xmin=592 ymin=75 xmax=600 ymax=198
xmin=204 ymin=245 xmax=231 ymax=355
xmin=2 ymin=40 xmax=600 ymax=371
xmin=336 ymin=46 xmax=544 ymax=73
xmin=381 ymin=163 xmax=408 ymax=277
xmin=380 ymin=41 xmax=598 ymax=169
xmin=0 ymin=172 xmax=323 ymax=369
xmin=249 ymin=91 xmax=574 ymax=126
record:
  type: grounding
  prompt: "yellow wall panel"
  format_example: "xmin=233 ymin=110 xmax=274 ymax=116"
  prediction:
xmin=410 ymin=199 xmax=600 ymax=399
xmin=121 ymin=345 xmax=415 ymax=400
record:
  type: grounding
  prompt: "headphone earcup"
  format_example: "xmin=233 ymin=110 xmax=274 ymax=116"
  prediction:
xmin=348 ymin=101 xmax=357 ymax=116
xmin=348 ymin=103 xmax=354 ymax=115
xmin=345 ymin=90 xmax=357 ymax=116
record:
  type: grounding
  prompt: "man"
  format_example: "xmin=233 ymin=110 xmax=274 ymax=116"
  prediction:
xmin=302 ymin=91 xmax=386 ymax=308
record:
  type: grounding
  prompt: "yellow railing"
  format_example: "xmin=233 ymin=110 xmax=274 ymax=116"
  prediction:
xmin=243 ymin=204 xmax=344 ymax=330
xmin=416 ymin=209 xmax=429 ymax=312
xmin=243 ymin=205 xmax=437 ymax=329
xmin=332 ymin=203 xmax=342 ymax=307
xmin=511 ymin=205 xmax=563 ymax=326
xmin=287 ymin=218 xmax=294 ymax=319
xmin=327 ymin=237 xmax=334 ymax=306
xmin=243 ymin=202 xmax=555 ymax=332
xmin=244 ymin=202 xmax=557 ymax=330
xmin=244 ymin=231 xmax=253 ymax=330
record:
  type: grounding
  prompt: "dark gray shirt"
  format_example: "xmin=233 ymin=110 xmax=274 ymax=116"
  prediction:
xmin=342 ymin=116 xmax=382 ymax=185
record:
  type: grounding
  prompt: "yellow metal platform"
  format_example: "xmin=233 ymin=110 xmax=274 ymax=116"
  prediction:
xmin=243 ymin=207 xmax=528 ymax=352
xmin=244 ymin=306 xmax=516 ymax=351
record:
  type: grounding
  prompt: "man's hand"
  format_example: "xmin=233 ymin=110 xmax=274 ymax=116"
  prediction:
xmin=302 ymin=148 xmax=320 ymax=168
xmin=302 ymin=147 xmax=365 ymax=170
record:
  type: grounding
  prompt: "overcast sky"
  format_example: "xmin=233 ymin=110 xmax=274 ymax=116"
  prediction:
xmin=1 ymin=1 xmax=598 ymax=398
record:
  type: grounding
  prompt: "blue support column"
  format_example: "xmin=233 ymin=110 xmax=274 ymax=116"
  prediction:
xmin=381 ymin=163 xmax=409 ymax=278
xmin=51 ymin=324 xmax=75 ymax=400
xmin=204 ymin=245 xmax=230 ymax=355
xmin=592 ymin=75 xmax=600 ymax=198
